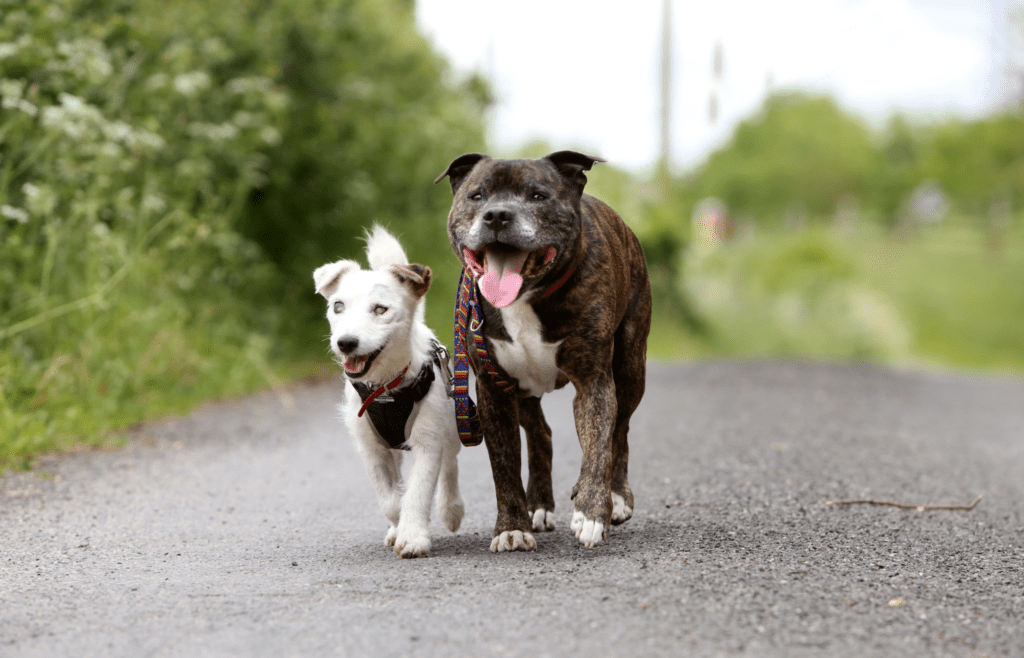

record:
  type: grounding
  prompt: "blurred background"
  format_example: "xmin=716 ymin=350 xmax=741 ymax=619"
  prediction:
xmin=2 ymin=0 xmax=1022 ymax=466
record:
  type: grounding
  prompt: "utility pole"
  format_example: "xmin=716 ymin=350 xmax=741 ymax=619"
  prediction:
xmin=658 ymin=0 xmax=672 ymax=180
xmin=709 ymin=39 xmax=723 ymax=125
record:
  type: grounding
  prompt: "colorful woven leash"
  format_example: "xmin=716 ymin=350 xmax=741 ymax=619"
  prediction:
xmin=451 ymin=264 xmax=576 ymax=446
xmin=453 ymin=269 xmax=518 ymax=446
xmin=453 ymin=270 xmax=482 ymax=446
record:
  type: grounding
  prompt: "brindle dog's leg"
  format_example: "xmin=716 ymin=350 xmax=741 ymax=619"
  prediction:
xmin=569 ymin=374 xmax=616 ymax=548
xmin=478 ymin=380 xmax=536 ymax=552
xmin=520 ymin=396 xmax=555 ymax=531
xmin=609 ymin=289 xmax=651 ymax=525
xmin=561 ymin=343 xmax=617 ymax=548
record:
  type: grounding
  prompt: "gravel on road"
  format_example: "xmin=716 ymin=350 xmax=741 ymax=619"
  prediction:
xmin=2 ymin=361 xmax=1023 ymax=657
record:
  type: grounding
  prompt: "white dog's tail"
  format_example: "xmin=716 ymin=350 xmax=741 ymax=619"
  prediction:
xmin=365 ymin=225 xmax=408 ymax=270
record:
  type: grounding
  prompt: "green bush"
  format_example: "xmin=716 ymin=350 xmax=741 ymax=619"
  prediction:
xmin=237 ymin=0 xmax=488 ymax=329
xmin=0 ymin=0 xmax=486 ymax=467
xmin=693 ymin=93 xmax=877 ymax=222
xmin=684 ymin=229 xmax=911 ymax=361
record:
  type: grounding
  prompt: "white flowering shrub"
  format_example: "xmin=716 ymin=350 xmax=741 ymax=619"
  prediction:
xmin=0 ymin=0 xmax=290 ymax=464
xmin=0 ymin=0 xmax=485 ymax=465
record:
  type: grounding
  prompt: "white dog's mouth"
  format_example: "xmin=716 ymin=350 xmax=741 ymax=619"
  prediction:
xmin=342 ymin=346 xmax=383 ymax=379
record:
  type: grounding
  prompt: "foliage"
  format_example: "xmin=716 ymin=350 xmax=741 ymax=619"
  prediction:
xmin=676 ymin=91 xmax=1024 ymax=228
xmin=684 ymin=229 xmax=911 ymax=361
xmin=915 ymin=113 xmax=1024 ymax=213
xmin=237 ymin=0 xmax=488 ymax=328
xmin=660 ymin=221 xmax=1024 ymax=372
xmin=853 ymin=223 xmax=1024 ymax=372
xmin=692 ymin=93 xmax=877 ymax=222
xmin=644 ymin=92 xmax=1024 ymax=370
xmin=0 ymin=0 xmax=485 ymax=467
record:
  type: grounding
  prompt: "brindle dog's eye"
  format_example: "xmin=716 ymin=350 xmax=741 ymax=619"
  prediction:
xmin=373 ymin=304 xmax=388 ymax=316
xmin=468 ymin=192 xmax=482 ymax=201
xmin=333 ymin=301 xmax=344 ymax=313
xmin=532 ymin=192 xmax=547 ymax=201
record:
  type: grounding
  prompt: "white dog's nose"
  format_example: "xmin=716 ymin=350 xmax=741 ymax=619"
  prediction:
xmin=337 ymin=336 xmax=359 ymax=354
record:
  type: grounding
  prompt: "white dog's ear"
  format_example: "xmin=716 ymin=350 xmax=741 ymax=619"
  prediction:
xmin=389 ymin=263 xmax=432 ymax=298
xmin=313 ymin=259 xmax=358 ymax=298
xmin=365 ymin=225 xmax=408 ymax=270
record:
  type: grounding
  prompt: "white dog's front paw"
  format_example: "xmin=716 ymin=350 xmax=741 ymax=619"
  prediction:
xmin=489 ymin=530 xmax=536 ymax=552
xmin=441 ymin=497 xmax=465 ymax=533
xmin=571 ymin=510 xmax=607 ymax=549
xmin=611 ymin=493 xmax=633 ymax=525
xmin=531 ymin=508 xmax=555 ymax=532
xmin=394 ymin=525 xmax=431 ymax=558
xmin=384 ymin=525 xmax=397 ymax=546
xmin=382 ymin=494 xmax=402 ymax=527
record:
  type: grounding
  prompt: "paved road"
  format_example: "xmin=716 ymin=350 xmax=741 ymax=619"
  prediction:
xmin=2 ymin=362 xmax=1023 ymax=657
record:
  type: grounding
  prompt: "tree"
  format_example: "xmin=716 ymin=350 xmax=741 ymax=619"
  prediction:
xmin=693 ymin=93 xmax=877 ymax=222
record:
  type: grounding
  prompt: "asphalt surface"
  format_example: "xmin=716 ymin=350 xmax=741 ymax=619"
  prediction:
xmin=2 ymin=361 xmax=1023 ymax=658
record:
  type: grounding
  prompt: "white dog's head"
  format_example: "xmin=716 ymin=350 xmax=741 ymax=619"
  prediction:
xmin=313 ymin=226 xmax=432 ymax=383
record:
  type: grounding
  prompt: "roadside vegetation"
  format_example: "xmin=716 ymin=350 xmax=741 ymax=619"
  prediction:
xmin=2 ymin=1 xmax=1021 ymax=468
xmin=583 ymin=94 xmax=1024 ymax=371
xmin=0 ymin=0 xmax=484 ymax=467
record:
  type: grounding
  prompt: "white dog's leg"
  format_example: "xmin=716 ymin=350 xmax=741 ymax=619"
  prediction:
xmin=435 ymin=436 xmax=465 ymax=533
xmin=378 ymin=449 xmax=404 ymax=546
xmin=351 ymin=421 xmax=405 ymax=544
xmin=394 ymin=443 xmax=443 ymax=558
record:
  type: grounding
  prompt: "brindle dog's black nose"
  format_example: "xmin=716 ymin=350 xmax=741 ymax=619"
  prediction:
xmin=482 ymin=207 xmax=514 ymax=230
xmin=336 ymin=336 xmax=359 ymax=354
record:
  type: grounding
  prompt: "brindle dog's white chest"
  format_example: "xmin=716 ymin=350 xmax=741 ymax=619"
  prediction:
xmin=490 ymin=300 xmax=563 ymax=398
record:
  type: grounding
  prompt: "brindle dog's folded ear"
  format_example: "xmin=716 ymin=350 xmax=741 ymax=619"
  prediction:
xmin=434 ymin=153 xmax=490 ymax=193
xmin=543 ymin=151 xmax=606 ymax=193
xmin=390 ymin=263 xmax=432 ymax=298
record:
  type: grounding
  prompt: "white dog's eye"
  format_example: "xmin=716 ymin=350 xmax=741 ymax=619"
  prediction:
xmin=333 ymin=301 xmax=345 ymax=313
xmin=373 ymin=304 xmax=388 ymax=316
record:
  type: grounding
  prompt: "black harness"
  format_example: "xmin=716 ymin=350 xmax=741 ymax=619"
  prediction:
xmin=351 ymin=342 xmax=447 ymax=451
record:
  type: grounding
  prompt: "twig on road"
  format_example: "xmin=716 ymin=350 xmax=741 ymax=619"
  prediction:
xmin=826 ymin=494 xmax=983 ymax=512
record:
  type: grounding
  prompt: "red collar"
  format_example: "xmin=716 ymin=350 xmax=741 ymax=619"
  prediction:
xmin=356 ymin=366 xmax=409 ymax=417
xmin=540 ymin=265 xmax=576 ymax=299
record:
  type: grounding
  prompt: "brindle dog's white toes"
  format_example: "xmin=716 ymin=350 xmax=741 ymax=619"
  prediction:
xmin=611 ymin=493 xmax=633 ymax=525
xmin=489 ymin=530 xmax=537 ymax=552
xmin=571 ymin=510 xmax=607 ymax=548
xmin=531 ymin=508 xmax=556 ymax=532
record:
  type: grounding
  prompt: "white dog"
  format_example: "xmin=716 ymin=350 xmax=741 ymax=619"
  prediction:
xmin=313 ymin=226 xmax=464 ymax=558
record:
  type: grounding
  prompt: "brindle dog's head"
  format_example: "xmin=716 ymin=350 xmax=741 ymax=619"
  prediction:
xmin=434 ymin=151 xmax=603 ymax=308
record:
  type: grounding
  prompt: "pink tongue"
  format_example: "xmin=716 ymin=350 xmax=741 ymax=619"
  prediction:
xmin=478 ymin=251 xmax=527 ymax=308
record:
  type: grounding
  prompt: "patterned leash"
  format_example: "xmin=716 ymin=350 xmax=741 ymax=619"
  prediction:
xmin=452 ymin=269 xmax=516 ymax=446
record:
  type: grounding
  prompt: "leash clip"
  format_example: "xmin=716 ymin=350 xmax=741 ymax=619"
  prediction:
xmin=434 ymin=344 xmax=454 ymax=398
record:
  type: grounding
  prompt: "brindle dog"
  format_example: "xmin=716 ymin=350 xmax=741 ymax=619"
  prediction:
xmin=435 ymin=151 xmax=652 ymax=551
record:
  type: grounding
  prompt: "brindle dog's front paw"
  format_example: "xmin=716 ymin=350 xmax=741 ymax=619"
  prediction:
xmin=571 ymin=510 xmax=608 ymax=549
xmin=611 ymin=492 xmax=633 ymax=525
xmin=530 ymin=508 xmax=556 ymax=532
xmin=489 ymin=530 xmax=536 ymax=552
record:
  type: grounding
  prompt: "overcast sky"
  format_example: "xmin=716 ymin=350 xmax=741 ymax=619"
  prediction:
xmin=416 ymin=0 xmax=1017 ymax=172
